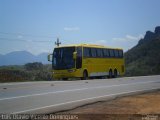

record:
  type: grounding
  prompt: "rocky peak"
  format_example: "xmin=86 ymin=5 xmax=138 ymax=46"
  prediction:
xmin=144 ymin=31 xmax=155 ymax=41
xmin=138 ymin=26 xmax=160 ymax=45
xmin=155 ymin=26 xmax=160 ymax=35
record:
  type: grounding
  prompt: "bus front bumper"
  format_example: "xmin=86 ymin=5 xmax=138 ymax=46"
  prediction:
xmin=52 ymin=69 xmax=82 ymax=79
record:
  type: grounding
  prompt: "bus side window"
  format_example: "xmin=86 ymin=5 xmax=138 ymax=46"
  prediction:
xmin=109 ymin=49 xmax=115 ymax=58
xmin=103 ymin=49 xmax=109 ymax=58
xmin=91 ymin=48 xmax=97 ymax=57
xmin=84 ymin=47 xmax=91 ymax=57
xmin=97 ymin=48 xmax=103 ymax=58
xmin=118 ymin=50 xmax=123 ymax=58
xmin=114 ymin=50 xmax=119 ymax=58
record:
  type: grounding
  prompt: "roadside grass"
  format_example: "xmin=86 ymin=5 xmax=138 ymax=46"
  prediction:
xmin=0 ymin=63 xmax=53 ymax=83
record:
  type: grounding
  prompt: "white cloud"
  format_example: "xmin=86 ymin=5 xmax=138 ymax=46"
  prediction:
xmin=111 ymin=34 xmax=144 ymax=51
xmin=112 ymin=38 xmax=126 ymax=42
xmin=85 ymin=40 xmax=107 ymax=46
xmin=113 ymin=34 xmax=144 ymax=42
xmin=64 ymin=27 xmax=80 ymax=31
xmin=92 ymin=34 xmax=144 ymax=52
xmin=126 ymin=35 xmax=138 ymax=40
xmin=95 ymin=40 xmax=107 ymax=44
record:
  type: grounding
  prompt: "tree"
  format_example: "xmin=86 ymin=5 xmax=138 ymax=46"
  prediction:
xmin=25 ymin=62 xmax=43 ymax=70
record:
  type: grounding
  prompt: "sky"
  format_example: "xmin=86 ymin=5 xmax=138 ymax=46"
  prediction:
xmin=0 ymin=0 xmax=160 ymax=55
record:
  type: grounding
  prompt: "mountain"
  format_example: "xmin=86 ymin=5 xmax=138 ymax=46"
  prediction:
xmin=125 ymin=26 xmax=160 ymax=76
xmin=37 ymin=53 xmax=50 ymax=64
xmin=0 ymin=51 xmax=50 ymax=66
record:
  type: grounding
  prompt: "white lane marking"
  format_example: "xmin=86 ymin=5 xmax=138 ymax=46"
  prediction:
xmin=12 ymin=87 xmax=160 ymax=114
xmin=0 ymin=81 xmax=63 ymax=86
xmin=0 ymin=81 xmax=158 ymax=101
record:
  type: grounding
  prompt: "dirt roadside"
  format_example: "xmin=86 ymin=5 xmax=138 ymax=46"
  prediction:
xmin=50 ymin=90 xmax=160 ymax=120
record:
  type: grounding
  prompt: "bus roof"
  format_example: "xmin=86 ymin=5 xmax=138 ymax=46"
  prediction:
xmin=54 ymin=44 xmax=123 ymax=50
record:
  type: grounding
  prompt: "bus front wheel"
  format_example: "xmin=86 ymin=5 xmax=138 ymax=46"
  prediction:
xmin=81 ymin=70 xmax=88 ymax=80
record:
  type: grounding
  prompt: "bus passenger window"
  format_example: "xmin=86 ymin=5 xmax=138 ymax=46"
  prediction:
xmin=109 ymin=49 xmax=115 ymax=57
xmin=114 ymin=50 xmax=119 ymax=58
xmin=103 ymin=49 xmax=110 ymax=57
xmin=97 ymin=49 xmax=103 ymax=57
xmin=84 ymin=47 xmax=91 ymax=57
xmin=91 ymin=48 xmax=97 ymax=57
xmin=118 ymin=50 xmax=123 ymax=58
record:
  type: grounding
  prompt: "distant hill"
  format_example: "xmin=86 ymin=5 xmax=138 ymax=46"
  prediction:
xmin=0 ymin=51 xmax=50 ymax=66
xmin=125 ymin=26 xmax=160 ymax=76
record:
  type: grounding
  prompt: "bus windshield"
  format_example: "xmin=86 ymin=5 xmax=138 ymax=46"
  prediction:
xmin=52 ymin=47 xmax=75 ymax=70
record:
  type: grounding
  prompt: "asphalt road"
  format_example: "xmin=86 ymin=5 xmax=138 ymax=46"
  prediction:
xmin=0 ymin=75 xmax=160 ymax=114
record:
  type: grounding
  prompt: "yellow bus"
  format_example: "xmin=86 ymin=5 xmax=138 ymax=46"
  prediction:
xmin=48 ymin=44 xmax=125 ymax=80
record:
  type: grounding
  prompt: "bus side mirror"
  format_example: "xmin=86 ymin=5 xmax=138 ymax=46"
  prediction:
xmin=48 ymin=54 xmax=53 ymax=62
xmin=73 ymin=52 xmax=77 ymax=59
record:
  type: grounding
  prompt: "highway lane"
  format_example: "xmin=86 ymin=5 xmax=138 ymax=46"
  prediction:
xmin=0 ymin=75 xmax=158 ymax=99
xmin=0 ymin=75 xmax=160 ymax=114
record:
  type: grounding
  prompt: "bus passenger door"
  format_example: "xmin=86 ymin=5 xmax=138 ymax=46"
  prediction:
xmin=76 ymin=47 xmax=82 ymax=69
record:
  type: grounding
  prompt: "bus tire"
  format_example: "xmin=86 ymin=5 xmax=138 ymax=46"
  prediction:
xmin=114 ymin=69 xmax=117 ymax=78
xmin=82 ymin=70 xmax=88 ymax=80
xmin=108 ymin=69 xmax=112 ymax=78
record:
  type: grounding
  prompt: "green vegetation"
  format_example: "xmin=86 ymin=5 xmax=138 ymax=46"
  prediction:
xmin=125 ymin=26 xmax=160 ymax=76
xmin=0 ymin=62 xmax=52 ymax=83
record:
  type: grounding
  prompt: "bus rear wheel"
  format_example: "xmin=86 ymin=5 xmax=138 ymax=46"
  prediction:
xmin=114 ymin=69 xmax=118 ymax=78
xmin=108 ymin=70 xmax=112 ymax=78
